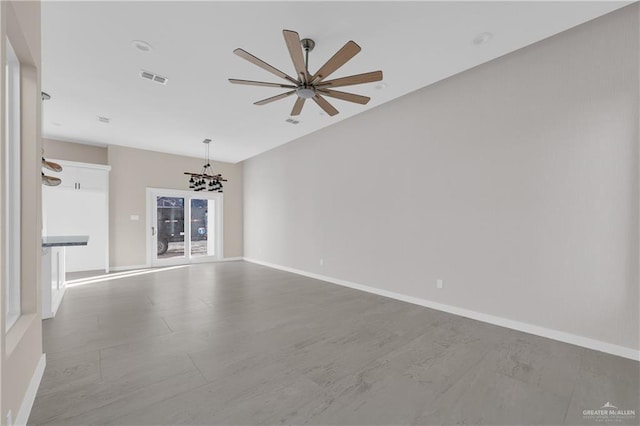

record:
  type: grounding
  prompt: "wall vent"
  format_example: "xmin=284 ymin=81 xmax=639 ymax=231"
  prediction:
xmin=140 ymin=70 xmax=168 ymax=85
xmin=285 ymin=118 xmax=300 ymax=125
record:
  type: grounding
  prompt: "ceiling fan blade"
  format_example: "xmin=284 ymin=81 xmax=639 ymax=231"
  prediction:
xmin=291 ymin=97 xmax=305 ymax=116
xmin=234 ymin=48 xmax=299 ymax=84
xmin=317 ymin=89 xmax=370 ymax=105
xmin=283 ymin=30 xmax=309 ymax=84
xmin=310 ymin=41 xmax=361 ymax=83
xmin=229 ymin=78 xmax=296 ymax=89
xmin=42 ymin=158 xmax=63 ymax=172
xmin=317 ymin=71 xmax=383 ymax=89
xmin=41 ymin=173 xmax=61 ymax=186
xmin=254 ymin=90 xmax=297 ymax=106
xmin=312 ymin=95 xmax=339 ymax=116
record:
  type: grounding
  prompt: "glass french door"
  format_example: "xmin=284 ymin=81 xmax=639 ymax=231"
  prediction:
xmin=147 ymin=188 xmax=223 ymax=266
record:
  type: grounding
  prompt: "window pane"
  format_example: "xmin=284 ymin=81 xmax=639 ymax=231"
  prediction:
xmin=190 ymin=199 xmax=215 ymax=257
xmin=156 ymin=196 xmax=185 ymax=259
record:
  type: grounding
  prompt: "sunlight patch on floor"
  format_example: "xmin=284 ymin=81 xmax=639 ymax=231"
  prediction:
xmin=65 ymin=265 xmax=191 ymax=287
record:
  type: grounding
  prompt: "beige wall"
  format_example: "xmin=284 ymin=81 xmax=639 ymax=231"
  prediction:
xmin=0 ymin=0 xmax=43 ymax=423
xmin=109 ymin=145 xmax=243 ymax=268
xmin=43 ymin=138 xmax=107 ymax=165
xmin=244 ymin=6 xmax=639 ymax=352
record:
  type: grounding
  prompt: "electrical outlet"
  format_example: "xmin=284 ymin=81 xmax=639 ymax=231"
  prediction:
xmin=319 ymin=259 xmax=324 ymax=266
xmin=437 ymin=279 xmax=443 ymax=289
xmin=130 ymin=215 xmax=139 ymax=221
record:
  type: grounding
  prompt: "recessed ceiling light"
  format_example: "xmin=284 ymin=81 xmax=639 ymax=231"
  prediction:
xmin=375 ymin=82 xmax=387 ymax=90
xmin=473 ymin=32 xmax=493 ymax=46
xmin=132 ymin=40 xmax=153 ymax=52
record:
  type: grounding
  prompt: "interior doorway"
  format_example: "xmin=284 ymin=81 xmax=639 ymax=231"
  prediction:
xmin=146 ymin=188 xmax=223 ymax=266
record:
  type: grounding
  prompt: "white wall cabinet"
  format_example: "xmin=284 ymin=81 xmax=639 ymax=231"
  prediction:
xmin=56 ymin=165 xmax=107 ymax=191
xmin=42 ymin=160 xmax=111 ymax=273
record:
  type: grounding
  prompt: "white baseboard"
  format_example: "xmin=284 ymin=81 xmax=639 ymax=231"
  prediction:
xmin=109 ymin=264 xmax=149 ymax=272
xmin=189 ymin=257 xmax=244 ymax=265
xmin=243 ymin=257 xmax=639 ymax=361
xmin=15 ymin=353 xmax=46 ymax=426
xmin=110 ymin=258 xmax=242 ymax=272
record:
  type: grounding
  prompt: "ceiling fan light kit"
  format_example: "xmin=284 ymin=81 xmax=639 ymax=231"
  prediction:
xmin=230 ymin=29 xmax=383 ymax=117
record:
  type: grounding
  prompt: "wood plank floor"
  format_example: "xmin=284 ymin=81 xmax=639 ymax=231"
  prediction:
xmin=29 ymin=261 xmax=638 ymax=425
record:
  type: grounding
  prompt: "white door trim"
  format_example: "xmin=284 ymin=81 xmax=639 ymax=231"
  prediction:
xmin=146 ymin=188 xmax=223 ymax=267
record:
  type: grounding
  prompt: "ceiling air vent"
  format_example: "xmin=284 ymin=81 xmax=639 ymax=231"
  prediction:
xmin=97 ymin=116 xmax=110 ymax=123
xmin=140 ymin=70 xmax=168 ymax=85
xmin=285 ymin=118 xmax=300 ymax=125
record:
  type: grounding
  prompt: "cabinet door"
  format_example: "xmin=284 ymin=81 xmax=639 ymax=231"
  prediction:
xmin=76 ymin=167 xmax=107 ymax=191
xmin=52 ymin=165 xmax=77 ymax=189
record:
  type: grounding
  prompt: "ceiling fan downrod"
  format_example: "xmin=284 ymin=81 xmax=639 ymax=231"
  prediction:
xmin=301 ymin=38 xmax=315 ymax=72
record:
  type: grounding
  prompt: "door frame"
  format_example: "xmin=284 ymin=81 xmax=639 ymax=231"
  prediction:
xmin=146 ymin=187 xmax=224 ymax=267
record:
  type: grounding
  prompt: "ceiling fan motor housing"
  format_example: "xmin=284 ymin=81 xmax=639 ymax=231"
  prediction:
xmin=296 ymin=86 xmax=316 ymax=99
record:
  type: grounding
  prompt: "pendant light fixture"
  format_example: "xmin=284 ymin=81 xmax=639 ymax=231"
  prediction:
xmin=184 ymin=139 xmax=227 ymax=192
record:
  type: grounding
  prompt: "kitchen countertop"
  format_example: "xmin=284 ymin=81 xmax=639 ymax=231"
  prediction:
xmin=42 ymin=235 xmax=89 ymax=247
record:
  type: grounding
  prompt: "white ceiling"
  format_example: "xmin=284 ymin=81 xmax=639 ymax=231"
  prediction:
xmin=41 ymin=1 xmax=628 ymax=163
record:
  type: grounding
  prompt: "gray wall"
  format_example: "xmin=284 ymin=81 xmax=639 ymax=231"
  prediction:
xmin=244 ymin=6 xmax=639 ymax=351
xmin=43 ymin=138 xmax=108 ymax=165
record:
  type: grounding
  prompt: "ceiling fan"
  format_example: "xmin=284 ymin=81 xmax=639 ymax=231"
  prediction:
xmin=229 ymin=30 xmax=383 ymax=117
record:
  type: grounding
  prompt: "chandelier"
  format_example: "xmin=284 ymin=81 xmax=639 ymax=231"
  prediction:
xmin=185 ymin=139 xmax=227 ymax=192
